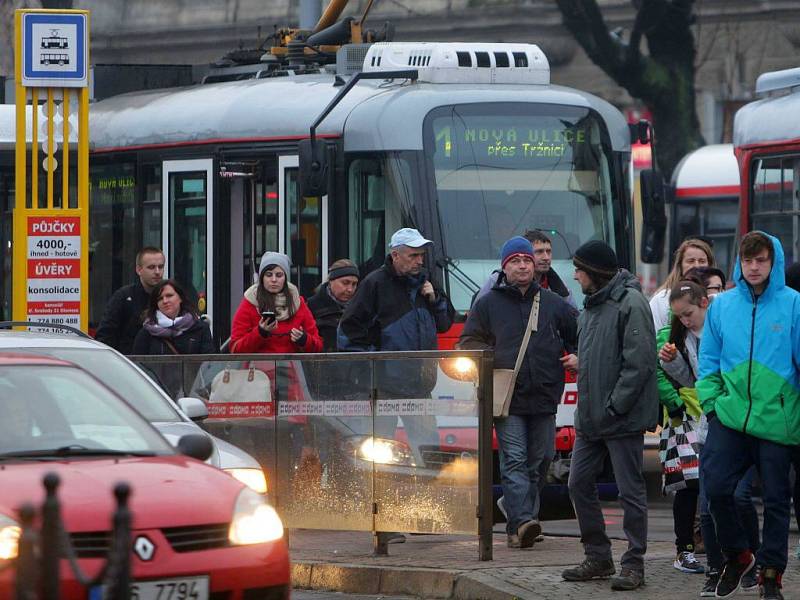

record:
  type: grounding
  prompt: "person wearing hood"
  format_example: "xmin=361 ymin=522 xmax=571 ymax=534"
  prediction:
xmin=697 ymin=231 xmax=800 ymax=600
xmin=459 ymin=236 xmax=577 ymax=549
xmin=230 ymin=251 xmax=322 ymax=354
xmin=307 ymin=259 xmax=360 ymax=352
xmin=560 ymin=241 xmax=658 ymax=592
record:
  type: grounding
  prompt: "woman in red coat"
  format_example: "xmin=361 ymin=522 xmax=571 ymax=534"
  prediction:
xmin=230 ymin=251 xmax=323 ymax=354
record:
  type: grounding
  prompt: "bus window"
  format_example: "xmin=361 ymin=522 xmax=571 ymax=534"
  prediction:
xmin=425 ymin=103 xmax=618 ymax=312
xmin=89 ymin=160 xmax=139 ymax=329
xmin=751 ymin=157 xmax=798 ymax=263
xmin=347 ymin=155 xmax=416 ymax=278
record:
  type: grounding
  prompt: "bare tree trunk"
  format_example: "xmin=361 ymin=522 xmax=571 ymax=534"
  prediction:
xmin=555 ymin=0 xmax=704 ymax=177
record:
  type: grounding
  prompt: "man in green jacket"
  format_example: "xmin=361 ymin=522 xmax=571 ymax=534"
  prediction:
xmin=560 ymin=241 xmax=659 ymax=591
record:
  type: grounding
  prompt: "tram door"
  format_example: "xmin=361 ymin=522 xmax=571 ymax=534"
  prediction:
xmin=161 ymin=159 xmax=214 ymax=319
xmin=278 ymin=155 xmax=328 ymax=297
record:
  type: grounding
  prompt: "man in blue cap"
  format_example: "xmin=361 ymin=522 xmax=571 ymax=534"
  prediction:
xmin=459 ymin=236 xmax=577 ymax=548
xmin=339 ymin=227 xmax=454 ymax=545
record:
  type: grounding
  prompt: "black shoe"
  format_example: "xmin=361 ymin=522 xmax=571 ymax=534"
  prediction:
xmin=611 ymin=568 xmax=644 ymax=591
xmin=562 ymin=557 xmax=616 ymax=581
xmin=517 ymin=519 xmax=541 ymax=549
xmin=741 ymin=566 xmax=758 ymax=594
xmin=701 ymin=570 xmax=720 ymax=597
xmin=758 ymin=567 xmax=783 ymax=600
xmin=716 ymin=551 xmax=755 ymax=598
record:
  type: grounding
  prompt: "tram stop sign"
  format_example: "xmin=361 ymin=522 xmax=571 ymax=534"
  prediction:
xmin=21 ymin=12 xmax=88 ymax=88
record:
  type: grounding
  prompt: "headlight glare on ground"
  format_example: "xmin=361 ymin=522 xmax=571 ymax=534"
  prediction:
xmin=225 ymin=467 xmax=268 ymax=494
xmin=228 ymin=489 xmax=284 ymax=545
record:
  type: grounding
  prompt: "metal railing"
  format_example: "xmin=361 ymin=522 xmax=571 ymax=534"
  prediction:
xmin=131 ymin=350 xmax=495 ymax=560
xmin=15 ymin=473 xmax=132 ymax=599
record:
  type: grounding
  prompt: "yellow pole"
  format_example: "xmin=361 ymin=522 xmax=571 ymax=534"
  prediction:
xmin=78 ymin=87 xmax=89 ymax=331
xmin=31 ymin=87 xmax=38 ymax=209
xmin=62 ymin=89 xmax=69 ymax=208
xmin=46 ymin=88 xmax=54 ymax=209
xmin=12 ymin=10 xmax=26 ymax=322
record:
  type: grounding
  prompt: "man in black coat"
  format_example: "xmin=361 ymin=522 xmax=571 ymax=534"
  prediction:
xmin=95 ymin=247 xmax=165 ymax=354
xmin=307 ymin=259 xmax=360 ymax=352
xmin=459 ymin=236 xmax=577 ymax=549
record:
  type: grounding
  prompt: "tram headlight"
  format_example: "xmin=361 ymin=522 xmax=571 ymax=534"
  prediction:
xmin=342 ymin=436 xmax=416 ymax=466
xmin=0 ymin=513 xmax=20 ymax=567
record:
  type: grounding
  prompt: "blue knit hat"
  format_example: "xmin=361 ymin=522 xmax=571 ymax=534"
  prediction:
xmin=500 ymin=236 xmax=534 ymax=268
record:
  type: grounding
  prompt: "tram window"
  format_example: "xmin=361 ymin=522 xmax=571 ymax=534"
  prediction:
xmin=88 ymin=161 xmax=139 ymax=328
xmin=672 ymin=199 xmax=738 ymax=277
xmin=142 ymin=164 xmax=162 ymax=249
xmin=168 ymin=172 xmax=207 ymax=313
xmin=346 ymin=155 xmax=415 ymax=278
xmin=753 ymin=157 xmax=793 ymax=213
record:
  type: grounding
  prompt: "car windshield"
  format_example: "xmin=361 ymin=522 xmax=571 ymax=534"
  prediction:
xmin=29 ymin=347 xmax=183 ymax=423
xmin=0 ymin=365 xmax=173 ymax=456
xmin=425 ymin=103 xmax=619 ymax=313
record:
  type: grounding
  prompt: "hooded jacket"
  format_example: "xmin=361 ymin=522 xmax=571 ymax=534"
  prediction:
xmin=575 ymin=270 xmax=659 ymax=440
xmin=230 ymin=282 xmax=323 ymax=354
xmin=338 ymin=255 xmax=454 ymax=397
xmin=459 ymin=275 xmax=577 ymax=415
xmin=697 ymin=232 xmax=800 ymax=445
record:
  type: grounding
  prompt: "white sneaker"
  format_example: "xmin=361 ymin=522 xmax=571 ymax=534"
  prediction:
xmin=496 ymin=496 xmax=508 ymax=520
xmin=673 ymin=551 xmax=704 ymax=573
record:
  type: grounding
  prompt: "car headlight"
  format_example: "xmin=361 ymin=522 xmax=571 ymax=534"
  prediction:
xmin=225 ymin=468 xmax=268 ymax=494
xmin=0 ymin=513 xmax=20 ymax=565
xmin=228 ymin=489 xmax=283 ymax=545
xmin=344 ymin=436 xmax=415 ymax=466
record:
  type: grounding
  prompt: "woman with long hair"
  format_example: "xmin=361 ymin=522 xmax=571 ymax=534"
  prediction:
xmin=132 ymin=278 xmax=214 ymax=355
xmin=650 ymin=239 xmax=715 ymax=331
xmin=230 ymin=251 xmax=322 ymax=354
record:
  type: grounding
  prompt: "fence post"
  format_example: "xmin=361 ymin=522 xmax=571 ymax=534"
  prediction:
xmin=14 ymin=503 xmax=37 ymax=600
xmin=104 ymin=483 xmax=132 ymax=600
xmin=40 ymin=473 xmax=61 ymax=600
xmin=478 ymin=352 xmax=494 ymax=561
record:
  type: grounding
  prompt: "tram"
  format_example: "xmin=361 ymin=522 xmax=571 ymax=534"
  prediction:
xmin=734 ymin=66 xmax=800 ymax=263
xmin=669 ymin=144 xmax=739 ymax=277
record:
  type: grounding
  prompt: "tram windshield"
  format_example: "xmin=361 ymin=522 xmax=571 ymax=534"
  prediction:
xmin=425 ymin=103 xmax=618 ymax=312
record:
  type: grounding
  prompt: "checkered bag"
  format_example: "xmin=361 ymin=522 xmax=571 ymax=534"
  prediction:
xmin=658 ymin=416 xmax=701 ymax=494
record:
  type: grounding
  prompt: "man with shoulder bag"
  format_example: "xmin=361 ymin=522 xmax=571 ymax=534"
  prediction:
xmin=458 ymin=236 xmax=577 ymax=548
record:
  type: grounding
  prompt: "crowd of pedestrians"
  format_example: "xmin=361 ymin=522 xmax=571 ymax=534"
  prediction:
xmin=95 ymin=226 xmax=800 ymax=599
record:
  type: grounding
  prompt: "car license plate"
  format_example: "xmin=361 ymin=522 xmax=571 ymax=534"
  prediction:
xmin=89 ymin=576 xmax=209 ymax=600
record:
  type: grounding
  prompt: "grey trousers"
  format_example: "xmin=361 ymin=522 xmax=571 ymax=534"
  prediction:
xmin=568 ymin=434 xmax=648 ymax=571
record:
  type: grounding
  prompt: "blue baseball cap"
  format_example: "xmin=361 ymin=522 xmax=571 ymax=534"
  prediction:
xmin=389 ymin=228 xmax=433 ymax=249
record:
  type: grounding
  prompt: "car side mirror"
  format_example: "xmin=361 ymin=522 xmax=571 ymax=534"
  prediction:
xmin=640 ymin=169 xmax=667 ymax=264
xmin=177 ymin=433 xmax=214 ymax=462
xmin=177 ymin=397 xmax=209 ymax=422
xmin=298 ymin=138 xmax=329 ymax=198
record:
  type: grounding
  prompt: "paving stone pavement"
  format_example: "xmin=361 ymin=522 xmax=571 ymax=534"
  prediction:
xmin=290 ymin=529 xmax=800 ymax=599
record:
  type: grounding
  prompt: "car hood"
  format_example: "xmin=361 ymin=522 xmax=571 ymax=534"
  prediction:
xmin=153 ymin=421 xmax=260 ymax=470
xmin=0 ymin=456 xmax=242 ymax=530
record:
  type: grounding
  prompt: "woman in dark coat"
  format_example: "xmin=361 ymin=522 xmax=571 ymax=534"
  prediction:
xmin=132 ymin=279 xmax=215 ymax=356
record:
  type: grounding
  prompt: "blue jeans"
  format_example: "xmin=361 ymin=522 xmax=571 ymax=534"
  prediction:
xmin=703 ymin=418 xmax=791 ymax=571
xmin=494 ymin=413 xmax=555 ymax=534
xmin=699 ymin=460 xmax=759 ymax=570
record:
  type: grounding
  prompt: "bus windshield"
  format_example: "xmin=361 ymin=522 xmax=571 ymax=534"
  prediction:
xmin=425 ymin=103 xmax=618 ymax=312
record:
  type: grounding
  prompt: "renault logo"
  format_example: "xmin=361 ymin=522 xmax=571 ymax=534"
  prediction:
xmin=133 ymin=535 xmax=156 ymax=561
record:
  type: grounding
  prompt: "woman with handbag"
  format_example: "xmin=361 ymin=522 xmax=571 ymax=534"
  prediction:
xmin=230 ymin=251 xmax=322 ymax=355
xmin=132 ymin=278 xmax=215 ymax=356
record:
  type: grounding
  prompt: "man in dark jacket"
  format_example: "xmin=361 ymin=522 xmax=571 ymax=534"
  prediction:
xmin=95 ymin=247 xmax=165 ymax=354
xmin=338 ymin=227 xmax=454 ymax=545
xmin=308 ymin=259 xmax=360 ymax=352
xmin=459 ymin=236 xmax=577 ymax=549
xmin=560 ymin=241 xmax=658 ymax=591
xmin=474 ymin=229 xmax=575 ymax=308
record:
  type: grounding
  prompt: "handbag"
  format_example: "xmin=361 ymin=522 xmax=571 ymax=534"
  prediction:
xmin=209 ymin=366 xmax=272 ymax=405
xmin=658 ymin=415 xmax=701 ymax=494
xmin=493 ymin=291 xmax=540 ymax=418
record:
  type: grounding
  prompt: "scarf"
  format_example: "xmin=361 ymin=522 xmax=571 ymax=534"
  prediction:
xmin=143 ymin=310 xmax=197 ymax=338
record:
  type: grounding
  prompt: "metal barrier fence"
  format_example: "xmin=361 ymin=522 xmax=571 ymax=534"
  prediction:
xmin=131 ymin=350 xmax=495 ymax=560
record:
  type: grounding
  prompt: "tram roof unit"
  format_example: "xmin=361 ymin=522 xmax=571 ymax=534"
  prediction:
xmin=671 ymin=144 xmax=739 ymax=199
xmin=734 ymin=66 xmax=800 ymax=149
xmin=0 ymin=104 xmax=78 ymax=149
xmin=89 ymin=42 xmax=630 ymax=153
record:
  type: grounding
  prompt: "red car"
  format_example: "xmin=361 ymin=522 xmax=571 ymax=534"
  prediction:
xmin=0 ymin=353 xmax=290 ymax=600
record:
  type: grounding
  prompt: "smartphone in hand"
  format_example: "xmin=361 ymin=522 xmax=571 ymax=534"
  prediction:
xmin=261 ymin=310 xmax=276 ymax=325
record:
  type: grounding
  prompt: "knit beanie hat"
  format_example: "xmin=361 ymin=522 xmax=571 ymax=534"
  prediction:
xmin=573 ymin=240 xmax=619 ymax=281
xmin=500 ymin=236 xmax=534 ymax=268
xmin=259 ymin=251 xmax=291 ymax=278
xmin=328 ymin=258 xmax=359 ymax=281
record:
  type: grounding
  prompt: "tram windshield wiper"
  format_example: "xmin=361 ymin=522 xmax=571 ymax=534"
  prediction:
xmin=440 ymin=255 xmax=481 ymax=295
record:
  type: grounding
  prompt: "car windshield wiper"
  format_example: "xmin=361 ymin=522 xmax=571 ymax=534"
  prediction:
xmin=0 ymin=445 xmax=157 ymax=459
